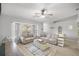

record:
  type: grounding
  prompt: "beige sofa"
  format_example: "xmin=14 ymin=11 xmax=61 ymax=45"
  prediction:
xmin=40 ymin=37 xmax=57 ymax=45
xmin=20 ymin=36 xmax=34 ymax=44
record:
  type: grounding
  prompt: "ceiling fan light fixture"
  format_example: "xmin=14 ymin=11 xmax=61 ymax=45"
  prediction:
xmin=33 ymin=8 xmax=53 ymax=18
xmin=41 ymin=8 xmax=47 ymax=15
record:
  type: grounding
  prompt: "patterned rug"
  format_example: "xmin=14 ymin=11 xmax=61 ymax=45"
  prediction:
xmin=17 ymin=42 xmax=57 ymax=56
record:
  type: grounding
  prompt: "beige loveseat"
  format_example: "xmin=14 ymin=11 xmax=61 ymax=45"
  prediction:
xmin=20 ymin=33 xmax=35 ymax=44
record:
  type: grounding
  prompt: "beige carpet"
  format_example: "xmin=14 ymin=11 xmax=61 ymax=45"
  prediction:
xmin=17 ymin=40 xmax=79 ymax=56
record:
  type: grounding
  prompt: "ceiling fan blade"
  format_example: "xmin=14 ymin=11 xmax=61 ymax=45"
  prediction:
xmin=33 ymin=13 xmax=41 ymax=17
xmin=35 ymin=13 xmax=40 ymax=15
xmin=47 ymin=14 xmax=53 ymax=16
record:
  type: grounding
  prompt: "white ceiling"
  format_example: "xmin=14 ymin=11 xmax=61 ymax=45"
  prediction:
xmin=2 ymin=3 xmax=79 ymax=22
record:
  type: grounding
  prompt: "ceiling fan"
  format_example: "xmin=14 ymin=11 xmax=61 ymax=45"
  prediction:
xmin=33 ymin=8 xmax=53 ymax=18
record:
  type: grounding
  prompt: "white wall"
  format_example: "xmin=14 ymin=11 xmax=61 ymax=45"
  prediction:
xmin=37 ymin=23 xmax=43 ymax=36
xmin=0 ymin=14 xmax=42 ymax=42
xmin=43 ymin=15 xmax=78 ymax=41
xmin=0 ymin=15 xmax=11 ymax=42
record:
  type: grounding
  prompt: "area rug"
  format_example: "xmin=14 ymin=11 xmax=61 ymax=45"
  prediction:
xmin=17 ymin=43 xmax=57 ymax=56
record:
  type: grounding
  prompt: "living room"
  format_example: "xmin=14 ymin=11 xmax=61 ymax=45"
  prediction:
xmin=0 ymin=3 xmax=79 ymax=56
